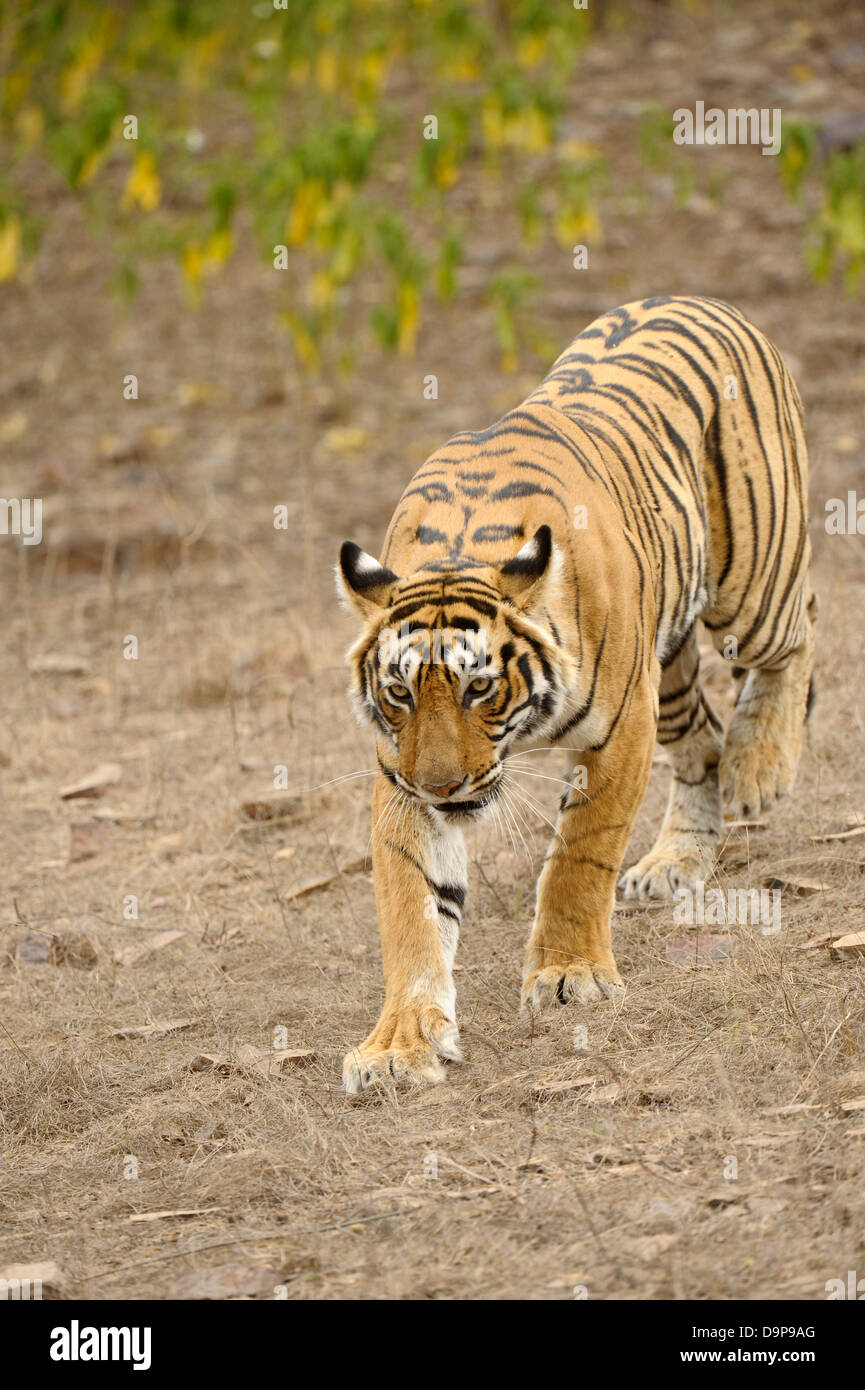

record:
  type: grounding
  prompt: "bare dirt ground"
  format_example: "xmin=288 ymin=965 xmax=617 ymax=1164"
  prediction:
xmin=2 ymin=1 xmax=865 ymax=1300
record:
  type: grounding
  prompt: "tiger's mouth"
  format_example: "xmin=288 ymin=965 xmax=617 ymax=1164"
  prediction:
xmin=434 ymin=798 xmax=487 ymax=818
xmin=430 ymin=782 xmax=502 ymax=820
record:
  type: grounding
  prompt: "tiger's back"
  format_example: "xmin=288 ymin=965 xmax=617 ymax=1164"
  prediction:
xmin=384 ymin=294 xmax=812 ymax=675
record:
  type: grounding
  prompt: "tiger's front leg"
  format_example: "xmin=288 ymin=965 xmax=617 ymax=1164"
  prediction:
xmin=522 ymin=683 xmax=656 ymax=1009
xmin=343 ymin=772 xmax=467 ymax=1093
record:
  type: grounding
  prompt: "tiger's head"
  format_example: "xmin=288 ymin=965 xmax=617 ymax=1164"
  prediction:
xmin=336 ymin=525 xmax=578 ymax=820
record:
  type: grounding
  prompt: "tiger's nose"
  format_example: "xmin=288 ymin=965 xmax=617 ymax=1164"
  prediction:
xmin=422 ymin=778 xmax=463 ymax=797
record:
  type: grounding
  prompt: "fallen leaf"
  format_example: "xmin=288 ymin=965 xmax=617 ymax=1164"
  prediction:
xmin=322 ymin=425 xmax=369 ymax=453
xmin=247 ymin=1047 xmax=315 ymax=1077
xmin=176 ymin=381 xmax=217 ymax=408
xmin=52 ymin=934 xmax=98 ymax=969
xmin=111 ymin=1018 xmax=198 ymax=1041
xmin=340 ymin=854 xmax=373 ymax=875
xmin=272 ymin=846 xmax=296 ymax=861
xmin=531 ymin=1075 xmax=602 ymax=1099
xmin=28 ymin=654 xmax=90 ymax=676
xmin=125 ymin=1208 xmax=223 ymax=1223
xmin=242 ymin=796 xmax=303 ymax=822
xmin=830 ymin=932 xmax=865 ymax=959
xmin=746 ymin=1195 xmax=787 ymax=1217
xmin=68 ymin=819 xmax=111 ymax=862
xmin=613 ymin=901 xmax=668 ymax=915
xmin=840 ymin=1097 xmax=865 ymax=1113
xmin=60 ymin=762 xmax=122 ymax=799
xmin=621 ymin=1232 xmax=680 ymax=1261
xmin=113 ymin=930 xmax=187 ymax=967
xmin=718 ymin=842 xmax=749 ymax=868
xmin=706 ymin=1189 xmax=747 ymax=1208
xmin=151 ymin=832 xmax=184 ymax=858
xmin=90 ymin=808 xmax=157 ymax=824
xmin=189 ymin=1045 xmax=314 ymax=1077
xmin=284 ymin=875 xmax=335 ymax=902
xmin=17 ymin=932 xmax=96 ymax=969
xmin=0 ymin=410 xmax=28 ymax=441
xmin=761 ymin=875 xmax=824 ymax=896
xmin=763 ymin=1103 xmax=819 ymax=1115
xmin=584 ymin=1082 xmax=621 ymax=1106
xmin=172 ymin=1263 xmax=282 ymax=1300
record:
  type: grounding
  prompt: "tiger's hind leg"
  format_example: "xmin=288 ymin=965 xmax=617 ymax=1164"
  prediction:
xmin=620 ymin=629 xmax=723 ymax=902
xmin=718 ymin=593 xmax=817 ymax=819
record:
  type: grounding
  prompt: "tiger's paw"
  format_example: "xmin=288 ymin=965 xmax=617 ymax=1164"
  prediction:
xmin=720 ymin=732 xmax=796 ymax=819
xmin=619 ymin=838 xmax=716 ymax=902
xmin=342 ymin=1003 xmax=461 ymax=1095
xmin=521 ymin=959 xmax=625 ymax=1011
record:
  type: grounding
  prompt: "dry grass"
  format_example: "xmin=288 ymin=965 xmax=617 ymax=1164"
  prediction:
xmin=2 ymin=0 xmax=865 ymax=1301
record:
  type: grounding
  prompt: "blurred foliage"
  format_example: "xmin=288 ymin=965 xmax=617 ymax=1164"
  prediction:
xmin=781 ymin=121 xmax=865 ymax=293
xmin=1 ymin=0 xmax=864 ymax=369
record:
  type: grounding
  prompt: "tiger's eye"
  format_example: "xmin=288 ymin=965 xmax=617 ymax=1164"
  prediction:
xmin=468 ymin=677 xmax=492 ymax=694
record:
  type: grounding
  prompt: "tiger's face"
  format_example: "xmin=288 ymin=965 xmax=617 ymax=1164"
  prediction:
xmin=337 ymin=526 xmax=577 ymax=820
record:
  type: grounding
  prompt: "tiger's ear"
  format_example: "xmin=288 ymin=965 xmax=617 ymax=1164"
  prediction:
xmin=336 ymin=541 xmax=398 ymax=619
xmin=498 ymin=525 xmax=556 ymax=609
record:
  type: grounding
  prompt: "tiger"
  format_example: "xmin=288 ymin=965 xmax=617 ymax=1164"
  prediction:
xmin=336 ymin=295 xmax=816 ymax=1094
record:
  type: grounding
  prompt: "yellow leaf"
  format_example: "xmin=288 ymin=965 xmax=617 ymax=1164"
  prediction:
xmin=182 ymin=240 xmax=205 ymax=286
xmin=323 ymin=426 xmax=369 ymax=453
xmin=359 ymin=51 xmax=388 ymax=93
xmin=434 ymin=150 xmax=460 ymax=189
xmin=0 ymin=218 xmax=22 ymax=282
xmin=77 ymin=144 xmax=108 ymax=188
xmin=397 ymin=281 xmax=420 ymax=356
xmin=182 ymin=29 xmax=227 ymax=90
xmin=516 ymin=33 xmax=548 ymax=69
xmin=554 ymin=204 xmax=601 ymax=248
xmin=59 ymin=18 xmax=116 ymax=114
xmin=310 ymin=270 xmax=334 ymax=306
xmin=446 ymin=57 xmax=479 ymax=82
xmin=15 ymin=105 xmax=44 ymax=150
xmin=287 ymin=179 xmax=325 ymax=246
xmin=282 ymin=313 xmax=321 ymax=371
xmin=315 ymin=49 xmax=339 ymax=94
xmin=176 ymin=382 xmax=214 ymax=408
xmin=504 ymin=107 xmax=550 ymax=154
xmin=4 ymin=71 xmax=31 ymax=113
xmin=121 ymin=152 xmax=161 ymax=213
xmin=481 ymin=99 xmax=505 ymax=151
xmin=560 ymin=140 xmax=601 ymax=162
xmin=203 ymin=228 xmax=234 ymax=267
